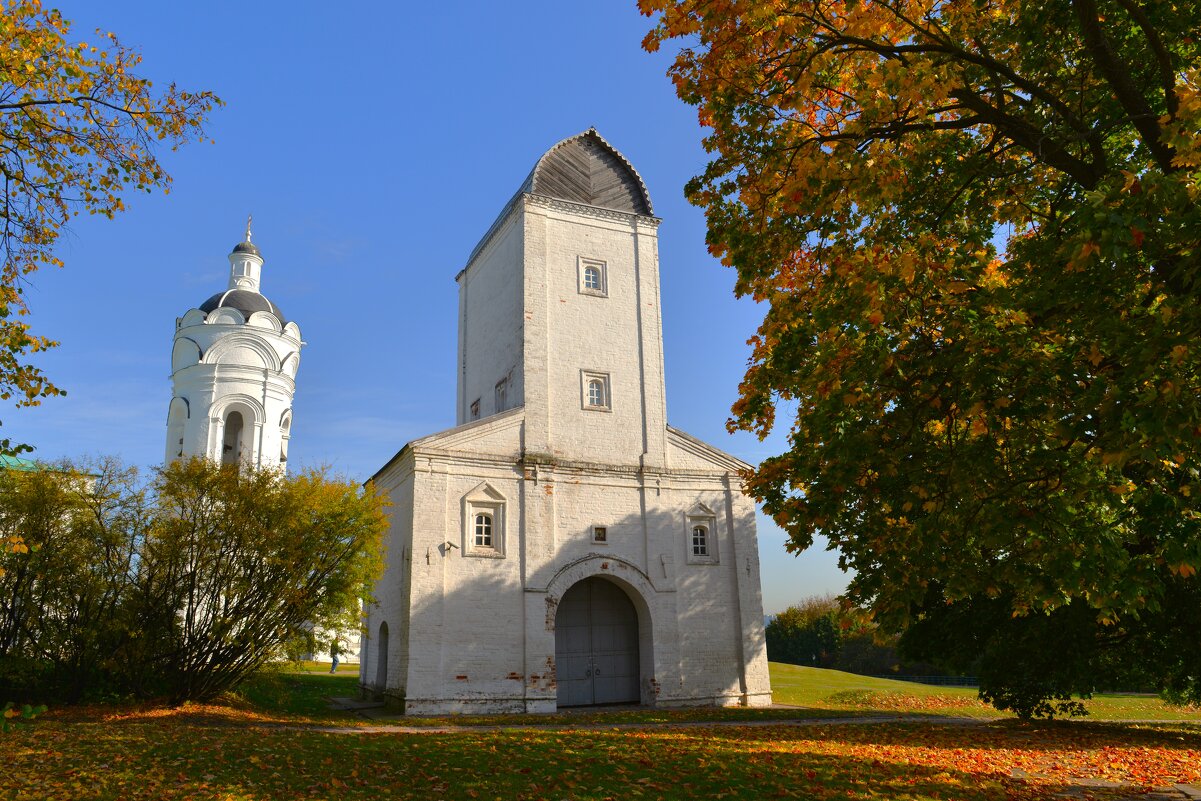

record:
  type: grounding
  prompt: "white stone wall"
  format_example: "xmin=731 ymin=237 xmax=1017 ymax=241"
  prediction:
xmin=364 ymin=413 xmax=772 ymax=713
xmin=456 ymin=213 xmax=524 ymax=425
xmin=518 ymin=198 xmax=667 ymax=468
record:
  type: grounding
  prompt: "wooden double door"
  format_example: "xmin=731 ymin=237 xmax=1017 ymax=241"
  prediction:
xmin=555 ymin=577 xmax=640 ymax=707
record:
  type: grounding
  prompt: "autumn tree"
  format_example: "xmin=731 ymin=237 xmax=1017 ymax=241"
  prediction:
xmin=0 ymin=458 xmax=387 ymax=703
xmin=642 ymin=0 xmax=1201 ymax=715
xmin=135 ymin=459 xmax=388 ymax=703
xmin=0 ymin=1 xmax=219 ymax=454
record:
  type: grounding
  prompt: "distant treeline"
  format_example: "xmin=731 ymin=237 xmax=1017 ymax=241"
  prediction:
xmin=766 ymin=595 xmax=953 ymax=678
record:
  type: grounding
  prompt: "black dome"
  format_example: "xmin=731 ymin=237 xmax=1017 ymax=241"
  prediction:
xmin=199 ymin=289 xmax=286 ymax=324
xmin=232 ymin=241 xmax=261 ymax=257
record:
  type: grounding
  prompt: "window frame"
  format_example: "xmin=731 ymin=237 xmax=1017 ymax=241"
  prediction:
xmin=469 ymin=398 xmax=480 ymax=421
xmin=494 ymin=378 xmax=508 ymax=414
xmin=580 ymin=370 xmax=612 ymax=412
xmin=592 ymin=525 xmax=608 ymax=545
xmin=577 ymin=257 xmax=608 ymax=297
xmin=462 ymin=482 xmax=506 ymax=558
xmin=685 ymin=505 xmax=719 ymax=565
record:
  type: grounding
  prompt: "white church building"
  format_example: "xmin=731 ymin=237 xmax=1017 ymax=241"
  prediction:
xmin=361 ymin=130 xmax=771 ymax=713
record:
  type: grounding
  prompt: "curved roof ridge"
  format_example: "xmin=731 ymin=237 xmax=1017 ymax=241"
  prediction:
xmin=519 ymin=127 xmax=654 ymax=216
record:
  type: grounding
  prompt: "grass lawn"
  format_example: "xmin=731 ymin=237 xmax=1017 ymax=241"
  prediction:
xmin=769 ymin=663 xmax=1201 ymax=721
xmin=3 ymin=663 xmax=1199 ymax=800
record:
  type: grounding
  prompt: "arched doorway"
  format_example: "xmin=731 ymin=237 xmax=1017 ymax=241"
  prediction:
xmin=375 ymin=621 xmax=389 ymax=689
xmin=555 ymin=577 xmax=639 ymax=707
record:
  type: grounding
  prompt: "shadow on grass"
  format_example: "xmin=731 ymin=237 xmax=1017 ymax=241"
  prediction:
xmin=41 ymin=671 xmax=365 ymax=727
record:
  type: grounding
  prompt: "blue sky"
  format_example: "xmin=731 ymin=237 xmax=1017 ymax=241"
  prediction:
xmin=12 ymin=1 xmax=847 ymax=613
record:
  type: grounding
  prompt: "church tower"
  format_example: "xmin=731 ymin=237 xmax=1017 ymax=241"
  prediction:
xmin=455 ymin=128 xmax=666 ymax=468
xmin=165 ymin=222 xmax=303 ymax=469
xmin=365 ymin=130 xmax=772 ymax=714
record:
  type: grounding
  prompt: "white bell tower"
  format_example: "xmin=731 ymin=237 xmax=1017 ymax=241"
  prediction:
xmin=165 ymin=219 xmax=304 ymax=470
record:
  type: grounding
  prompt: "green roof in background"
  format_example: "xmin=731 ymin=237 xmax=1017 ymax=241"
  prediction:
xmin=0 ymin=454 xmax=40 ymax=471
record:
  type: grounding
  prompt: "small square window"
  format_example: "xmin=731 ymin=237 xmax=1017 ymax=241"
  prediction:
xmin=578 ymin=258 xmax=607 ymax=297
xmin=592 ymin=526 xmax=607 ymax=543
xmin=581 ymin=371 xmax=611 ymax=412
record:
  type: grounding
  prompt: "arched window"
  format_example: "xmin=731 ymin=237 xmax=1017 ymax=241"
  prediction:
xmin=581 ymin=372 xmax=611 ymax=411
xmin=474 ymin=513 xmax=493 ymax=547
xmin=583 ymin=265 xmax=601 ymax=290
xmin=166 ymin=397 xmax=188 ymax=462
xmin=691 ymin=525 xmax=709 ymax=557
xmin=280 ymin=410 xmax=293 ymax=465
xmin=375 ymin=621 xmax=389 ymax=690
xmin=578 ymin=258 xmax=607 ymax=296
xmin=587 ymin=379 xmax=605 ymax=408
xmin=222 ymin=411 xmax=245 ymax=466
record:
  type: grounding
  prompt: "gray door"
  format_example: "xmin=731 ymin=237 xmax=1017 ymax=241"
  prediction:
xmin=555 ymin=578 xmax=639 ymax=707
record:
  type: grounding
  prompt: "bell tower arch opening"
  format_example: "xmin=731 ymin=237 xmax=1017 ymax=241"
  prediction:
xmin=221 ymin=410 xmax=245 ymax=466
xmin=554 ymin=577 xmax=642 ymax=707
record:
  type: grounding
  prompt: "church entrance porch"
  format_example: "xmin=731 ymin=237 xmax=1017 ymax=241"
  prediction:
xmin=555 ymin=577 xmax=640 ymax=707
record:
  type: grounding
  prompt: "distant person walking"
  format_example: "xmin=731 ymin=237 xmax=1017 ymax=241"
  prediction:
xmin=329 ymin=638 xmax=341 ymax=673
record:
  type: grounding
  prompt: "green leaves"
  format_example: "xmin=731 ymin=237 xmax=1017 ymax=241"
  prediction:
xmin=0 ymin=457 xmax=387 ymax=704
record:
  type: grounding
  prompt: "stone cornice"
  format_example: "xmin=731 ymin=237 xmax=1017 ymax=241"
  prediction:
xmin=523 ymin=193 xmax=661 ymax=227
xmin=456 ymin=192 xmax=661 ymax=281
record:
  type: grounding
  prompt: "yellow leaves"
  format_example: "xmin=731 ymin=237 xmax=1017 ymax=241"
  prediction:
xmin=1069 ymin=241 xmax=1101 ymax=270
xmin=1170 ymin=344 xmax=1189 ymax=363
xmin=1109 ymin=480 xmax=1136 ymax=496
xmin=1086 ymin=343 xmax=1104 ymax=367
xmin=0 ymin=3 xmax=219 ymax=444
xmin=978 ymin=261 xmax=1009 ymax=290
xmin=1121 ymin=170 xmax=1143 ymax=194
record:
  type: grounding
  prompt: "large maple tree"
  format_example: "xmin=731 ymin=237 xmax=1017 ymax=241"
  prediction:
xmin=641 ymin=0 xmax=1201 ymax=714
xmin=0 ymin=1 xmax=219 ymax=455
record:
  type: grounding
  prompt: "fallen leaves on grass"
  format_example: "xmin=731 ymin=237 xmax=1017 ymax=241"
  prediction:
xmin=4 ymin=712 xmax=1200 ymax=800
xmin=823 ymin=689 xmax=992 ymax=713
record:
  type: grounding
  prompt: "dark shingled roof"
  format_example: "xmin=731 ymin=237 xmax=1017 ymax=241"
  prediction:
xmin=199 ymin=289 xmax=286 ymax=324
xmin=232 ymin=241 xmax=261 ymax=257
xmin=519 ymin=128 xmax=653 ymax=215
